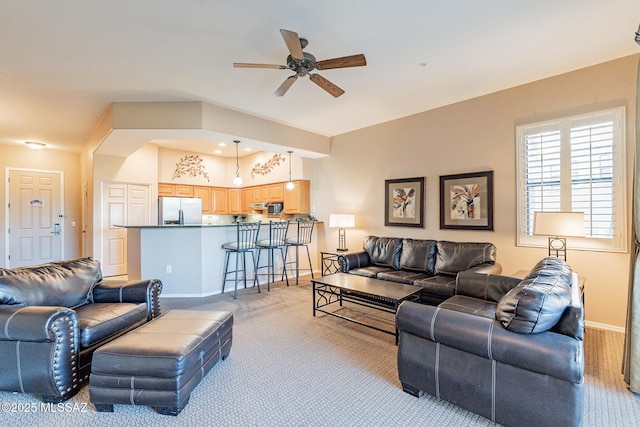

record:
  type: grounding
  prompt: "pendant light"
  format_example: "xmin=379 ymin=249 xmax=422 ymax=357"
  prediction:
xmin=233 ymin=140 xmax=243 ymax=186
xmin=286 ymin=150 xmax=295 ymax=190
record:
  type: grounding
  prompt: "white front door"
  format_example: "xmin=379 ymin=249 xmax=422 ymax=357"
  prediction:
xmin=7 ymin=169 xmax=63 ymax=267
xmin=100 ymin=182 xmax=150 ymax=276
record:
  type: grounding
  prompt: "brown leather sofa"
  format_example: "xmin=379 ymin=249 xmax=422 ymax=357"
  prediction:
xmin=0 ymin=257 xmax=162 ymax=402
xmin=396 ymin=257 xmax=584 ymax=427
xmin=340 ymin=236 xmax=502 ymax=304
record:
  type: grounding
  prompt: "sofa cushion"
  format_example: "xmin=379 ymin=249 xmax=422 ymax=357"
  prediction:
xmin=439 ymin=295 xmax=497 ymax=320
xmin=377 ymin=270 xmax=431 ymax=285
xmin=0 ymin=257 xmax=102 ymax=308
xmin=75 ymin=302 xmax=148 ymax=348
xmin=399 ymin=238 xmax=437 ymax=274
xmin=349 ymin=266 xmax=394 ymax=278
xmin=496 ymin=258 xmax=573 ymax=334
xmin=434 ymin=241 xmax=497 ymax=276
xmin=525 ymin=256 xmax=573 ymax=285
xmin=363 ymin=236 xmax=402 ymax=270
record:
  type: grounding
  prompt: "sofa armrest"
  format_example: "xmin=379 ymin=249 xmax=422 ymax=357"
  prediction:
xmin=339 ymin=252 xmax=371 ymax=272
xmin=0 ymin=305 xmax=78 ymax=345
xmin=455 ymin=271 xmax=521 ymax=302
xmin=396 ymin=301 xmax=583 ymax=383
xmin=92 ymin=279 xmax=162 ymax=319
xmin=465 ymin=262 xmax=502 ymax=275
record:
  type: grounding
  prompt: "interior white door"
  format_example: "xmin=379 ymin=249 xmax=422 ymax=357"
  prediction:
xmin=101 ymin=182 xmax=150 ymax=276
xmin=8 ymin=169 xmax=63 ymax=267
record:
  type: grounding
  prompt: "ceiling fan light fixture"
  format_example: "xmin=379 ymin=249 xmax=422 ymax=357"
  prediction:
xmin=233 ymin=140 xmax=243 ymax=186
xmin=286 ymin=150 xmax=295 ymax=190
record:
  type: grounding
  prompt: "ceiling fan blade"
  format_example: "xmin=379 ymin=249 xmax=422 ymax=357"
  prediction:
xmin=233 ymin=62 xmax=287 ymax=69
xmin=273 ymin=75 xmax=298 ymax=97
xmin=280 ymin=29 xmax=304 ymax=60
xmin=309 ymin=74 xmax=345 ymax=98
xmin=316 ymin=54 xmax=367 ymax=70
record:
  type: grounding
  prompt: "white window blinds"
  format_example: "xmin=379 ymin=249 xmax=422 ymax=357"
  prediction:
xmin=516 ymin=107 xmax=626 ymax=253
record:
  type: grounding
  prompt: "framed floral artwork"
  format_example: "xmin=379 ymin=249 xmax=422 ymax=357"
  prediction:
xmin=385 ymin=177 xmax=425 ymax=228
xmin=439 ymin=171 xmax=494 ymax=230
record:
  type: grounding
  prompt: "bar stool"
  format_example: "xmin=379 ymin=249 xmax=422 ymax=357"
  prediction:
xmin=255 ymin=220 xmax=290 ymax=292
xmin=284 ymin=219 xmax=315 ymax=285
xmin=221 ymin=221 xmax=261 ymax=299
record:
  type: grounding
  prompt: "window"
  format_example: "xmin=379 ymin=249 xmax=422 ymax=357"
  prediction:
xmin=516 ymin=107 xmax=626 ymax=252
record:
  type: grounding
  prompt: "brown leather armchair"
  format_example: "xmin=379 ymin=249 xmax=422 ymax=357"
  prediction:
xmin=0 ymin=257 xmax=162 ymax=402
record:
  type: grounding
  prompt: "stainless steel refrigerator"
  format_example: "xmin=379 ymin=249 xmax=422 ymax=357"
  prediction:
xmin=158 ymin=197 xmax=202 ymax=225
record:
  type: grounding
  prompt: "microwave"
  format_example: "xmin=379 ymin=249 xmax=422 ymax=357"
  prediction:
xmin=268 ymin=203 xmax=283 ymax=215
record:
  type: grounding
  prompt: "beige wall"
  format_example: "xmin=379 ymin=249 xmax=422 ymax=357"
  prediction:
xmin=313 ymin=54 xmax=639 ymax=329
xmin=0 ymin=144 xmax=82 ymax=265
xmin=157 ymin=147 xmax=304 ymax=188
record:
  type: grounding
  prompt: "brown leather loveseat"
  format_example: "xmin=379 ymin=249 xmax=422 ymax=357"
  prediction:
xmin=0 ymin=257 xmax=162 ymax=403
xmin=396 ymin=257 xmax=584 ymax=427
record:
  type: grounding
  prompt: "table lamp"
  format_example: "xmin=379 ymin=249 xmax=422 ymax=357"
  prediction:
xmin=329 ymin=214 xmax=355 ymax=252
xmin=533 ymin=211 xmax=584 ymax=260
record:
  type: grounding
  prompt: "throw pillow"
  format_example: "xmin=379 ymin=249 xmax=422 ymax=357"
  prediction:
xmin=496 ymin=262 xmax=572 ymax=334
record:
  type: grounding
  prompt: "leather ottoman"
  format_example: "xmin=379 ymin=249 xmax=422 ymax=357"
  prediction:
xmin=89 ymin=310 xmax=233 ymax=415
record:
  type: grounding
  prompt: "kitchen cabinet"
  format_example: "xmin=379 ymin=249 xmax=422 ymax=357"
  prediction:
xmin=241 ymin=188 xmax=253 ymax=214
xmin=175 ymin=185 xmax=195 ymax=197
xmin=283 ymin=180 xmax=310 ymax=214
xmin=158 ymin=183 xmax=176 ymax=196
xmin=251 ymin=185 xmax=269 ymax=203
xmin=212 ymin=187 xmax=228 ymax=214
xmin=194 ymin=186 xmax=212 ymax=214
xmin=268 ymin=183 xmax=284 ymax=202
xmin=228 ymin=188 xmax=242 ymax=214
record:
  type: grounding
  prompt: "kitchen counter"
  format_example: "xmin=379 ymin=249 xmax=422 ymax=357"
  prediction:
xmin=124 ymin=221 xmax=321 ymax=297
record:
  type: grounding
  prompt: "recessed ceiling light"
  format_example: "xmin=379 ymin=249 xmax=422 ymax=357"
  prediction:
xmin=214 ymin=149 xmax=222 ymax=154
xmin=25 ymin=141 xmax=46 ymax=150
xmin=218 ymin=143 xmax=226 ymax=147
xmin=244 ymin=147 xmax=251 ymax=151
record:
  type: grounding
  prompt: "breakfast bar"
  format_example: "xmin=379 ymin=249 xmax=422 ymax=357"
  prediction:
xmin=124 ymin=223 xmax=320 ymax=297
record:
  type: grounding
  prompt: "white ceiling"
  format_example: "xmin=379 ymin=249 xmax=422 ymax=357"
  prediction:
xmin=0 ymin=1 xmax=639 ymax=157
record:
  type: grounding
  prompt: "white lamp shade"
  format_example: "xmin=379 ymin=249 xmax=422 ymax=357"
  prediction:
xmin=329 ymin=214 xmax=355 ymax=228
xmin=533 ymin=212 xmax=584 ymax=237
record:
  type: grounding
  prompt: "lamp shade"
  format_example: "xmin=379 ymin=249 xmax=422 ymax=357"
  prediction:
xmin=533 ymin=212 xmax=584 ymax=237
xmin=329 ymin=214 xmax=355 ymax=228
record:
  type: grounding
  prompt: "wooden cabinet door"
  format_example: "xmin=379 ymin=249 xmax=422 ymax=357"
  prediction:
xmin=283 ymin=180 xmax=310 ymax=214
xmin=241 ymin=188 xmax=253 ymax=214
xmin=228 ymin=188 xmax=242 ymax=214
xmin=158 ymin=183 xmax=175 ymax=196
xmin=194 ymin=186 xmax=211 ymax=214
xmin=268 ymin=183 xmax=284 ymax=202
xmin=212 ymin=187 xmax=228 ymax=214
xmin=175 ymin=185 xmax=194 ymax=197
xmin=259 ymin=185 xmax=269 ymax=201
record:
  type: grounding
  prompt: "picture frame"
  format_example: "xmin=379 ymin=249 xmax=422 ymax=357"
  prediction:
xmin=439 ymin=171 xmax=494 ymax=230
xmin=385 ymin=177 xmax=425 ymax=228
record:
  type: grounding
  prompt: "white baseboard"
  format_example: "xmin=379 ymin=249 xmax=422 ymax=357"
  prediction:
xmin=585 ymin=320 xmax=625 ymax=333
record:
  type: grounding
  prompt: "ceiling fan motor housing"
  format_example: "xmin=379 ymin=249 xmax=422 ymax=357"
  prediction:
xmin=287 ymin=52 xmax=317 ymax=77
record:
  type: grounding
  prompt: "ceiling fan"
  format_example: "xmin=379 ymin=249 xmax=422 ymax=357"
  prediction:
xmin=233 ymin=29 xmax=366 ymax=98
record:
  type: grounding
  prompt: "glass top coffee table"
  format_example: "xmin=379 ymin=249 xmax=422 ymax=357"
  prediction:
xmin=311 ymin=273 xmax=422 ymax=344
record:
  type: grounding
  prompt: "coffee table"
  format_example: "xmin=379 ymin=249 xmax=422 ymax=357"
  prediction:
xmin=311 ymin=273 xmax=421 ymax=343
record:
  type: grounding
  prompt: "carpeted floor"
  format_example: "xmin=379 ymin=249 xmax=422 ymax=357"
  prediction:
xmin=1 ymin=278 xmax=639 ymax=426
